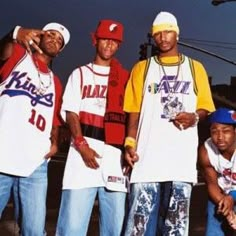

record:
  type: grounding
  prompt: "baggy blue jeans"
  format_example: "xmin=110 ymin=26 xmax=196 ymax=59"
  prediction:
xmin=56 ymin=187 xmax=126 ymax=236
xmin=205 ymin=199 xmax=235 ymax=236
xmin=0 ymin=161 xmax=48 ymax=236
xmin=124 ymin=181 xmax=192 ymax=236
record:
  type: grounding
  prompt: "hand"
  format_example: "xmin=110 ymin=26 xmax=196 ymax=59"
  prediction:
xmin=172 ymin=112 xmax=197 ymax=130
xmin=16 ymin=27 xmax=45 ymax=54
xmin=45 ymin=143 xmax=58 ymax=159
xmin=123 ymin=146 xmax=139 ymax=175
xmin=217 ymin=195 xmax=234 ymax=216
xmin=123 ymin=160 xmax=132 ymax=176
xmin=78 ymin=145 xmax=101 ymax=169
xmin=226 ymin=211 xmax=236 ymax=229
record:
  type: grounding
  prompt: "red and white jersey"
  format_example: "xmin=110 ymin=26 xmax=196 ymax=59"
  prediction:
xmin=61 ymin=63 xmax=108 ymax=137
xmin=61 ymin=63 xmax=127 ymax=192
xmin=205 ymin=138 xmax=236 ymax=193
xmin=0 ymin=43 xmax=62 ymax=177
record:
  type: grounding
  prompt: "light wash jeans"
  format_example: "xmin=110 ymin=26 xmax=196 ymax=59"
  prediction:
xmin=0 ymin=161 xmax=48 ymax=236
xmin=124 ymin=181 xmax=192 ymax=236
xmin=206 ymin=199 xmax=235 ymax=236
xmin=56 ymin=187 xmax=126 ymax=236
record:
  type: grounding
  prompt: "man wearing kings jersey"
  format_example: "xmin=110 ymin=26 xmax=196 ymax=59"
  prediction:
xmin=0 ymin=23 xmax=70 ymax=235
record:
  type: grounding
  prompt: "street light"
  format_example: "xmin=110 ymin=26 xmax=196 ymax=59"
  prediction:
xmin=212 ymin=0 xmax=236 ymax=6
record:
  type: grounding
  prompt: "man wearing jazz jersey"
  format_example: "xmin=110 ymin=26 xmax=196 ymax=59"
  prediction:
xmin=56 ymin=19 xmax=129 ymax=236
xmin=123 ymin=12 xmax=215 ymax=235
xmin=0 ymin=23 xmax=70 ymax=235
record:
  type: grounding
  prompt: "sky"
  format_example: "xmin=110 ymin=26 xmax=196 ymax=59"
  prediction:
xmin=1 ymin=0 xmax=236 ymax=86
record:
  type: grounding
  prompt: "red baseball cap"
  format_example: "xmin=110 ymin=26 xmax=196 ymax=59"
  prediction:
xmin=94 ymin=19 xmax=124 ymax=42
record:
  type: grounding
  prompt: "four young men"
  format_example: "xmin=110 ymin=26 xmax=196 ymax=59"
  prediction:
xmin=0 ymin=10 xmax=233 ymax=236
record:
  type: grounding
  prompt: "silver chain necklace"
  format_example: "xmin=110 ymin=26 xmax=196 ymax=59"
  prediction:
xmin=158 ymin=55 xmax=185 ymax=119
xmin=91 ymin=63 xmax=106 ymax=109
xmin=158 ymin=55 xmax=181 ymax=93
xmin=34 ymin=58 xmax=52 ymax=96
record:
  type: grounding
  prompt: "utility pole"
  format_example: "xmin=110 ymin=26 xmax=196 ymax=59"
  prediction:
xmin=138 ymin=33 xmax=153 ymax=60
xmin=138 ymin=33 xmax=159 ymax=61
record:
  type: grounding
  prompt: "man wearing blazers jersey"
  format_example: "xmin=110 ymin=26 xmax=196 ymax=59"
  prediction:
xmin=0 ymin=23 xmax=70 ymax=235
xmin=56 ymin=19 xmax=129 ymax=236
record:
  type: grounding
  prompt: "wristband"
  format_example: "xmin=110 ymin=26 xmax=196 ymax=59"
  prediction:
xmin=12 ymin=26 xmax=21 ymax=40
xmin=192 ymin=112 xmax=199 ymax=127
xmin=124 ymin=136 xmax=137 ymax=149
xmin=73 ymin=136 xmax=88 ymax=150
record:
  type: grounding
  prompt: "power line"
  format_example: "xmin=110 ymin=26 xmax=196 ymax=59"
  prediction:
xmin=178 ymin=41 xmax=236 ymax=65
xmin=182 ymin=38 xmax=236 ymax=46
xmin=181 ymin=40 xmax=236 ymax=51
xmin=139 ymin=34 xmax=236 ymax=65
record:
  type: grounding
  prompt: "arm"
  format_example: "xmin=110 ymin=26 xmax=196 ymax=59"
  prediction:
xmin=199 ymin=144 xmax=225 ymax=203
xmin=0 ymin=28 xmax=15 ymax=62
xmin=14 ymin=27 xmax=45 ymax=54
xmin=124 ymin=112 xmax=140 ymax=173
xmin=61 ymin=70 xmax=99 ymax=169
xmin=45 ymin=126 xmax=59 ymax=158
xmin=66 ymin=111 xmax=100 ymax=169
xmin=198 ymin=144 xmax=234 ymax=216
xmin=173 ymin=60 xmax=215 ymax=130
xmin=0 ymin=26 xmax=44 ymax=62
xmin=66 ymin=110 xmax=84 ymax=141
xmin=123 ymin=61 xmax=146 ymax=172
xmin=194 ymin=60 xmax=215 ymax=113
xmin=126 ymin=112 xmax=139 ymax=139
xmin=173 ymin=109 xmax=209 ymax=130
